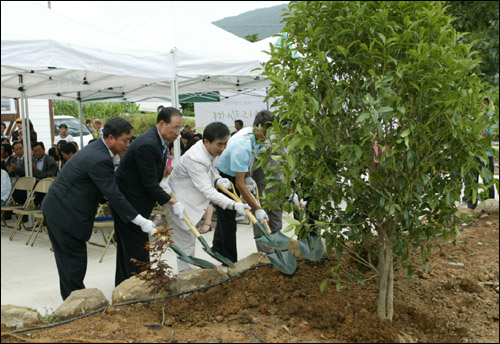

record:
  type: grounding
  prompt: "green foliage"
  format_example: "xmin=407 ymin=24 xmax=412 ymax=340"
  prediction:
xmin=53 ymin=100 xmax=140 ymax=119
xmin=445 ymin=1 xmax=499 ymax=86
xmin=53 ymin=101 xmax=196 ymax=137
xmin=260 ymin=0 xmax=497 ymax=281
xmin=245 ymin=33 xmax=260 ymax=42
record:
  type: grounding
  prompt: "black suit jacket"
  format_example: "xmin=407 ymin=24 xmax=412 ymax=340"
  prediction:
xmin=41 ymin=139 xmax=138 ymax=241
xmin=114 ymin=126 xmax=171 ymax=217
xmin=32 ymin=154 xmax=58 ymax=179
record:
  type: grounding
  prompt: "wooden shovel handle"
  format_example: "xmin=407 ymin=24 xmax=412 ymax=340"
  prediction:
xmin=217 ymin=184 xmax=268 ymax=231
xmin=169 ymin=193 xmax=201 ymax=238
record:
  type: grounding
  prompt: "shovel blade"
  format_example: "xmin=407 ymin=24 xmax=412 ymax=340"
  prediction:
xmin=169 ymin=244 xmax=216 ymax=269
xmin=197 ymin=236 xmax=235 ymax=267
xmin=254 ymin=222 xmax=290 ymax=249
xmin=298 ymin=235 xmax=324 ymax=261
xmin=267 ymin=249 xmax=297 ymax=275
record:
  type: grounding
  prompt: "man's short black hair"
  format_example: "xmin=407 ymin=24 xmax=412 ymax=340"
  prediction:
xmin=31 ymin=141 xmax=45 ymax=150
xmin=157 ymin=107 xmax=182 ymax=124
xmin=103 ymin=117 xmax=133 ymax=139
xmin=60 ymin=142 xmax=77 ymax=155
xmin=2 ymin=143 xmax=13 ymax=156
xmin=203 ymin=122 xmax=230 ymax=143
xmin=58 ymin=123 xmax=68 ymax=129
xmin=234 ymin=119 xmax=243 ymax=126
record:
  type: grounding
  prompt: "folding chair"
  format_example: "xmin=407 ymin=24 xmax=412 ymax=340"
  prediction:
xmin=1 ymin=176 xmax=37 ymax=227
xmin=26 ymin=212 xmax=47 ymax=246
xmin=10 ymin=178 xmax=53 ymax=241
xmin=88 ymin=203 xmax=116 ymax=263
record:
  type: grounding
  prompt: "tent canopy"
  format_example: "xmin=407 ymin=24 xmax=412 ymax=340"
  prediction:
xmin=1 ymin=1 xmax=174 ymax=101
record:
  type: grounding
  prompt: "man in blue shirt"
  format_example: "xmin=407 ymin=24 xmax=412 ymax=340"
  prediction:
xmin=212 ymin=110 xmax=273 ymax=263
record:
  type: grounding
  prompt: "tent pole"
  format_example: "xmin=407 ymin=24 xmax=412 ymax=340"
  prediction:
xmin=77 ymin=92 xmax=84 ymax=148
xmin=171 ymin=76 xmax=181 ymax=167
xmin=18 ymin=75 xmax=33 ymax=178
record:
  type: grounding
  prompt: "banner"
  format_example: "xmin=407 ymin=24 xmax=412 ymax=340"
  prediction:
xmin=194 ymin=95 xmax=268 ymax=129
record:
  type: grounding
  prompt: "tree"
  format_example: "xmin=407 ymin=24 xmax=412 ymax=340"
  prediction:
xmin=259 ymin=1 xmax=498 ymax=322
xmin=244 ymin=33 xmax=260 ymax=42
xmin=445 ymin=1 xmax=499 ymax=87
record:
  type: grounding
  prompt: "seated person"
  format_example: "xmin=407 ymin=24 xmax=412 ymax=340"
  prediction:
xmin=59 ymin=142 xmax=77 ymax=163
xmin=32 ymin=142 xmax=58 ymax=180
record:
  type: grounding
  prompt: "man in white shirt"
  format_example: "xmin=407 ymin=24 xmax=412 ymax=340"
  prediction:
xmin=54 ymin=123 xmax=75 ymax=146
xmin=163 ymin=122 xmax=250 ymax=272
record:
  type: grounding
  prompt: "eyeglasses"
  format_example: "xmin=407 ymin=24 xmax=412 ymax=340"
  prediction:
xmin=173 ymin=127 xmax=184 ymax=133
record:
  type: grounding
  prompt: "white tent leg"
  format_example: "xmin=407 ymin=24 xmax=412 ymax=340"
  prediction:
xmin=171 ymin=77 xmax=181 ymax=167
xmin=78 ymin=93 xmax=84 ymax=148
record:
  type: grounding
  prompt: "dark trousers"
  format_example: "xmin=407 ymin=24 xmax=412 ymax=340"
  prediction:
xmin=45 ymin=217 xmax=87 ymax=300
xmin=212 ymin=171 xmax=238 ymax=263
xmin=466 ymin=156 xmax=495 ymax=209
xmin=111 ymin=207 xmax=150 ymax=286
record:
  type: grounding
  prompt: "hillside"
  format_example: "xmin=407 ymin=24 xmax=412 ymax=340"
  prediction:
xmin=213 ymin=4 xmax=288 ymax=40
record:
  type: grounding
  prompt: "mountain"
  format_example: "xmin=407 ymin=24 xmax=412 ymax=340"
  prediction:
xmin=212 ymin=4 xmax=288 ymax=40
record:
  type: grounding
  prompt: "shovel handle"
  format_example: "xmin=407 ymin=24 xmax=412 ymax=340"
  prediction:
xmin=218 ymin=184 xmax=271 ymax=233
xmin=168 ymin=193 xmax=201 ymax=238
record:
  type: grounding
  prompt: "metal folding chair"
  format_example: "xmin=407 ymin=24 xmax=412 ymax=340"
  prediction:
xmin=88 ymin=203 xmax=116 ymax=263
xmin=1 ymin=176 xmax=37 ymax=227
xmin=10 ymin=178 xmax=53 ymax=241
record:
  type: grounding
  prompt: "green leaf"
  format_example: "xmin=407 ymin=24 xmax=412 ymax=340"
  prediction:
xmin=401 ymin=129 xmax=411 ymax=137
xmin=283 ymin=215 xmax=301 ymax=226
xmin=377 ymin=33 xmax=386 ymax=45
xmin=320 ymin=279 xmax=328 ymax=292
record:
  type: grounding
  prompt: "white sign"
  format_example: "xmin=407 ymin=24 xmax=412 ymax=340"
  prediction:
xmin=194 ymin=95 xmax=268 ymax=129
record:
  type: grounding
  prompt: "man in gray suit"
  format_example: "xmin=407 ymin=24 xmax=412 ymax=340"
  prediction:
xmin=42 ymin=117 xmax=156 ymax=300
xmin=31 ymin=142 xmax=58 ymax=180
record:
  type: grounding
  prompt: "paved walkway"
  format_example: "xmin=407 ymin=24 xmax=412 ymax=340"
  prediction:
xmin=1 ymin=216 xmax=293 ymax=316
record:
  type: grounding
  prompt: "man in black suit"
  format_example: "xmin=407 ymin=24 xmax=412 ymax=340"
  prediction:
xmin=112 ymin=107 xmax=185 ymax=286
xmin=41 ymin=117 xmax=156 ymax=300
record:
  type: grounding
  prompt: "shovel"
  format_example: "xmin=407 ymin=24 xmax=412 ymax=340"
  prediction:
xmin=169 ymin=194 xmax=235 ymax=267
xmin=169 ymin=242 xmax=216 ymax=269
xmin=218 ymin=183 xmax=297 ymax=275
xmin=296 ymin=204 xmax=325 ymax=261
xmin=218 ymin=184 xmax=289 ymax=249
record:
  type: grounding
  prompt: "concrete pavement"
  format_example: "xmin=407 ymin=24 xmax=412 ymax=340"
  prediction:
xmin=1 ymin=215 xmax=294 ymax=316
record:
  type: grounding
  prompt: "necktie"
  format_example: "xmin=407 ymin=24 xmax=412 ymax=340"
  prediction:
xmin=17 ymin=158 xmax=23 ymax=168
xmin=162 ymin=144 xmax=168 ymax=164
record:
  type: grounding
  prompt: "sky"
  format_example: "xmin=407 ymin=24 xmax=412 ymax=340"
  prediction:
xmin=35 ymin=1 xmax=289 ymax=36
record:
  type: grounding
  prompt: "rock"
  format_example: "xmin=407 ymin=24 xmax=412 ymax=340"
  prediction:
xmin=53 ymin=288 xmax=109 ymax=321
xmin=459 ymin=278 xmax=482 ymax=293
xmin=112 ymin=272 xmax=158 ymax=304
xmin=172 ymin=267 xmax=228 ymax=293
xmin=483 ymin=199 xmax=499 ymax=214
xmin=1 ymin=305 xmax=40 ymax=329
xmin=227 ymin=252 xmax=270 ymax=277
xmin=287 ymin=239 xmax=304 ymax=259
xmin=448 ymin=262 xmax=465 ymax=267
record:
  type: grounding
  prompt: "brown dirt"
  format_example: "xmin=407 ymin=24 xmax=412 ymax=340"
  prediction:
xmin=2 ymin=214 xmax=499 ymax=343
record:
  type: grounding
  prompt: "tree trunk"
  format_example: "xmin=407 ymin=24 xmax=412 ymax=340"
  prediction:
xmin=377 ymin=228 xmax=394 ymax=322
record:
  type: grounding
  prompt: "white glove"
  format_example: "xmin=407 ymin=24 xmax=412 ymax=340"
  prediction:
xmin=171 ymin=201 xmax=185 ymax=220
xmin=292 ymin=194 xmax=307 ymax=208
xmin=234 ymin=202 xmax=251 ymax=216
xmin=159 ymin=180 xmax=172 ymax=194
xmin=255 ymin=209 xmax=269 ymax=224
xmin=131 ymin=214 xmax=157 ymax=236
xmin=216 ymin=178 xmax=232 ymax=190
xmin=244 ymin=177 xmax=257 ymax=194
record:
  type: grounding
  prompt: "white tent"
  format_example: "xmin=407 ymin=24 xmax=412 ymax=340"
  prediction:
xmin=1 ymin=1 xmax=174 ymax=174
xmin=1 ymin=1 xmax=174 ymax=101
xmin=2 ymin=1 xmax=271 ymax=163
